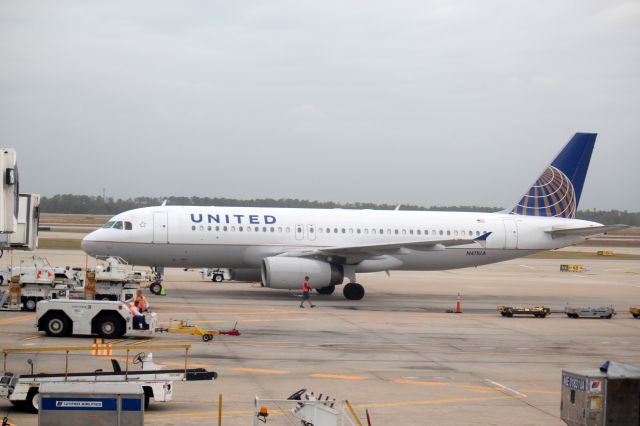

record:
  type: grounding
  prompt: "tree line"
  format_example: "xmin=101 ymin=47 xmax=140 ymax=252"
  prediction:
xmin=39 ymin=194 xmax=640 ymax=226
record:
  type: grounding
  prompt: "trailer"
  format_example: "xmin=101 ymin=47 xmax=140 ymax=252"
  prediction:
xmin=630 ymin=306 xmax=640 ymax=319
xmin=160 ymin=319 xmax=240 ymax=342
xmin=36 ymin=299 xmax=157 ymax=339
xmin=498 ymin=305 xmax=550 ymax=318
xmin=91 ymin=256 xmax=149 ymax=301
xmin=0 ymin=352 xmax=217 ymax=413
xmin=565 ymin=305 xmax=616 ymax=319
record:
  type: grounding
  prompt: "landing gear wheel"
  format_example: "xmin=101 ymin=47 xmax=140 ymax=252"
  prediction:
xmin=287 ymin=388 xmax=307 ymax=400
xmin=24 ymin=298 xmax=37 ymax=312
xmin=202 ymin=334 xmax=213 ymax=342
xmin=316 ymin=284 xmax=335 ymax=295
xmin=343 ymin=283 xmax=365 ymax=300
xmin=212 ymin=274 xmax=224 ymax=283
xmin=44 ymin=313 xmax=71 ymax=337
xmin=149 ymin=282 xmax=162 ymax=295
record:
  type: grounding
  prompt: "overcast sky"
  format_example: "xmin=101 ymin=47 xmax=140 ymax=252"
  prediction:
xmin=2 ymin=1 xmax=639 ymax=210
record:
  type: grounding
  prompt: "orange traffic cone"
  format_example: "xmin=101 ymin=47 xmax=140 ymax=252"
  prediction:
xmin=455 ymin=293 xmax=462 ymax=313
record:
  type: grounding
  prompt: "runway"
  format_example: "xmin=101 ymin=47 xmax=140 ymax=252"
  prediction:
xmin=1 ymin=249 xmax=639 ymax=425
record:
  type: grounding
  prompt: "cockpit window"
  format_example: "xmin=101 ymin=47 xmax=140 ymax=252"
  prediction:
xmin=102 ymin=221 xmax=115 ymax=229
xmin=113 ymin=221 xmax=123 ymax=230
xmin=124 ymin=221 xmax=132 ymax=230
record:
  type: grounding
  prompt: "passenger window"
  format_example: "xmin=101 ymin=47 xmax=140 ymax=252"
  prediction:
xmin=102 ymin=221 xmax=115 ymax=229
xmin=387 ymin=229 xmax=391 ymax=234
xmin=439 ymin=230 xmax=443 ymax=235
xmin=318 ymin=228 xmax=323 ymax=234
xmin=278 ymin=227 xmax=283 ymax=233
xmin=125 ymin=221 xmax=132 ymax=230
xmin=113 ymin=221 xmax=123 ymax=230
xmin=394 ymin=229 xmax=399 ymax=235
xmin=349 ymin=228 xmax=353 ymax=234
xmin=263 ymin=227 xmax=267 ymax=232
xmin=461 ymin=230 xmax=465 ymax=236
xmin=239 ymin=226 xmax=243 ymax=232
xmin=326 ymin=228 xmax=330 ymax=233
xmin=191 ymin=225 xmax=196 ymax=231
xmin=342 ymin=228 xmax=346 ymax=234
xmin=447 ymin=230 xmax=451 ymax=236
xmin=372 ymin=229 xmax=376 ymax=235
xmin=432 ymin=230 xmax=436 ymax=235
xmin=409 ymin=230 xmax=414 ymax=235
xmin=270 ymin=227 xmax=275 ymax=232
xmin=223 ymin=226 xmax=228 ymax=231
xmin=454 ymin=230 xmax=459 ymax=236
xmin=216 ymin=226 xmax=220 ymax=231
xmin=208 ymin=226 xmax=212 ymax=231
xmin=417 ymin=230 xmax=421 ymax=235
xmin=297 ymin=226 xmax=302 ymax=233
xmin=357 ymin=229 xmax=361 ymax=234
xmin=334 ymin=228 xmax=339 ymax=233
xmin=247 ymin=226 xmax=252 ymax=232
xmin=286 ymin=227 xmax=290 ymax=233
xmin=476 ymin=231 xmax=480 ymax=236
xmin=231 ymin=226 xmax=236 ymax=232
xmin=469 ymin=230 xmax=472 ymax=236
xmin=200 ymin=225 xmax=204 ymax=231
xmin=255 ymin=226 xmax=259 ymax=232
xmin=364 ymin=229 xmax=368 ymax=234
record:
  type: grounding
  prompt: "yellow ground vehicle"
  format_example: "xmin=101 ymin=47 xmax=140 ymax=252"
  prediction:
xmin=498 ymin=305 xmax=550 ymax=318
xmin=161 ymin=320 xmax=240 ymax=342
xmin=630 ymin=307 xmax=640 ymax=319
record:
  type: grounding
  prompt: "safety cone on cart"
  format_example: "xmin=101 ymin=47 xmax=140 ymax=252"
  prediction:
xmin=455 ymin=293 xmax=462 ymax=313
xmin=160 ymin=285 xmax=166 ymax=296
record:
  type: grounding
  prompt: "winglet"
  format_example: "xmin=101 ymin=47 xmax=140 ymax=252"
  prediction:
xmin=474 ymin=232 xmax=492 ymax=249
xmin=474 ymin=232 xmax=492 ymax=241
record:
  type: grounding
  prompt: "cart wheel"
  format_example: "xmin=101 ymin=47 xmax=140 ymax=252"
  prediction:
xmin=202 ymin=334 xmax=213 ymax=342
xmin=633 ymin=314 xmax=639 ymax=319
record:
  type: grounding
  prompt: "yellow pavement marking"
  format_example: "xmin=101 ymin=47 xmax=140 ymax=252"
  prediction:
xmin=130 ymin=338 xmax=154 ymax=346
xmin=108 ymin=338 xmax=128 ymax=345
xmin=517 ymin=389 xmax=561 ymax=396
xmin=393 ymin=379 xmax=447 ymax=387
xmin=231 ymin=367 xmax=289 ymax=375
xmin=158 ymin=317 xmax=311 ymax=326
xmin=310 ymin=373 xmax=368 ymax=381
xmin=159 ymin=310 xmax=320 ymax=316
xmin=22 ymin=335 xmax=43 ymax=341
xmin=0 ymin=314 xmax=34 ymax=325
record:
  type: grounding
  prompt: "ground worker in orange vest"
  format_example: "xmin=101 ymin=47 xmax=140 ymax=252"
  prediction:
xmin=299 ymin=276 xmax=316 ymax=309
xmin=133 ymin=289 xmax=149 ymax=312
xmin=129 ymin=299 xmax=148 ymax=329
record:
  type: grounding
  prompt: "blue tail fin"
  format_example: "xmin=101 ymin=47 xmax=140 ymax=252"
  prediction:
xmin=511 ymin=133 xmax=596 ymax=218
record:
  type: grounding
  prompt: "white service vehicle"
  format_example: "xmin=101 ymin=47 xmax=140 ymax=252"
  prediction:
xmin=0 ymin=353 xmax=218 ymax=413
xmin=200 ymin=268 xmax=231 ymax=282
xmin=90 ymin=256 xmax=149 ymax=301
xmin=36 ymin=299 xmax=157 ymax=339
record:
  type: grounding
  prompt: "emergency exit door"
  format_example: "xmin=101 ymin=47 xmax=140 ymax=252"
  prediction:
xmin=502 ymin=219 xmax=518 ymax=249
xmin=153 ymin=212 xmax=168 ymax=243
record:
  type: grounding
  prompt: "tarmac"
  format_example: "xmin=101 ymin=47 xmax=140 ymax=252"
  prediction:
xmin=1 ymin=248 xmax=639 ymax=425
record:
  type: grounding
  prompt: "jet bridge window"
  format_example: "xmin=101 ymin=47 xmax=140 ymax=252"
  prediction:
xmin=102 ymin=221 xmax=115 ymax=229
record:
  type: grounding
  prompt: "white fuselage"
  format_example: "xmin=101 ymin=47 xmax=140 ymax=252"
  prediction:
xmin=81 ymin=206 xmax=599 ymax=272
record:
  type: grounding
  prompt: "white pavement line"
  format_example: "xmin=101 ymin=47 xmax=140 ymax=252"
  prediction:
xmin=519 ymin=264 xmax=535 ymax=269
xmin=484 ymin=379 xmax=528 ymax=398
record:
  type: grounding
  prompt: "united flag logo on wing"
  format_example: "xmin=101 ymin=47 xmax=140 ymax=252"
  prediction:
xmin=512 ymin=166 xmax=576 ymax=218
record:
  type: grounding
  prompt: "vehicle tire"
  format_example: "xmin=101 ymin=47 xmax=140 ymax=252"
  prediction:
xmin=316 ymin=284 xmax=336 ymax=295
xmin=633 ymin=314 xmax=639 ymax=319
xmin=202 ymin=334 xmax=213 ymax=342
xmin=213 ymin=274 xmax=224 ymax=283
xmin=25 ymin=387 xmax=40 ymax=413
xmin=149 ymin=282 xmax=162 ymax=295
xmin=24 ymin=298 xmax=37 ymax=312
xmin=96 ymin=314 xmax=125 ymax=339
xmin=143 ymin=387 xmax=152 ymax=410
xmin=343 ymin=283 xmax=365 ymax=300
xmin=44 ymin=313 xmax=71 ymax=337
xmin=605 ymin=314 xmax=612 ymax=319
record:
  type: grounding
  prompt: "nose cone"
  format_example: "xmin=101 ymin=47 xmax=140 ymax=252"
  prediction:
xmin=81 ymin=231 xmax=100 ymax=256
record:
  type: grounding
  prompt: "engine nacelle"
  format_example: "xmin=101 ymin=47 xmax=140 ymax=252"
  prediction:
xmin=261 ymin=257 xmax=344 ymax=289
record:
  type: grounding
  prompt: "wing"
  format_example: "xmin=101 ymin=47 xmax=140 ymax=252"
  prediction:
xmin=279 ymin=232 xmax=492 ymax=264
xmin=545 ymin=224 xmax=629 ymax=238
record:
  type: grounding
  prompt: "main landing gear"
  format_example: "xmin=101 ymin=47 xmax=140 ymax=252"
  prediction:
xmin=149 ymin=266 xmax=165 ymax=295
xmin=343 ymin=282 xmax=365 ymax=300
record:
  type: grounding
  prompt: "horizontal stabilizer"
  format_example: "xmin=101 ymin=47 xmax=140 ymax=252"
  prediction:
xmin=545 ymin=224 xmax=629 ymax=238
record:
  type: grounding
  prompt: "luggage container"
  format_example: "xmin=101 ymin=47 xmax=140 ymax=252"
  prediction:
xmin=498 ymin=305 xmax=550 ymax=318
xmin=561 ymin=361 xmax=640 ymax=426
xmin=564 ymin=306 xmax=615 ymax=319
xmin=38 ymin=382 xmax=143 ymax=426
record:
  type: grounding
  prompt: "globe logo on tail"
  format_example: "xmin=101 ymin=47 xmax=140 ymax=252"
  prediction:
xmin=512 ymin=166 xmax=576 ymax=218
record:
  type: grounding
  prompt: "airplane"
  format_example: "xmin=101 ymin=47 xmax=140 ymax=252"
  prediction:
xmin=81 ymin=133 xmax=626 ymax=300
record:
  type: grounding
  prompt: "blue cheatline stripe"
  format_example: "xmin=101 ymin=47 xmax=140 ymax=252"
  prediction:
xmin=41 ymin=397 xmax=117 ymax=411
xmin=122 ymin=398 xmax=143 ymax=411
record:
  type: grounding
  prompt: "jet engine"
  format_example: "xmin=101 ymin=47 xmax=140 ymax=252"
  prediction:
xmin=261 ymin=257 xmax=344 ymax=289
